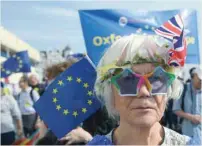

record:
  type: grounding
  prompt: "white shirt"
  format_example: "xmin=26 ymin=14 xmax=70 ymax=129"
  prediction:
xmin=105 ymin=127 xmax=190 ymax=145
xmin=1 ymin=95 xmax=21 ymax=133
xmin=18 ymin=87 xmax=40 ymax=115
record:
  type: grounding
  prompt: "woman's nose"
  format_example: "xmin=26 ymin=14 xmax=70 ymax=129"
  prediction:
xmin=137 ymin=84 xmax=151 ymax=98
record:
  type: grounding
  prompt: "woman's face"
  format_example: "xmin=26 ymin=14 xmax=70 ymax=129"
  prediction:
xmin=112 ymin=63 xmax=167 ymax=127
xmin=19 ymin=80 xmax=27 ymax=89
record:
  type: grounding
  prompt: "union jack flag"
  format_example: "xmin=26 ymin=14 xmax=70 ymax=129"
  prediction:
xmin=155 ymin=14 xmax=187 ymax=67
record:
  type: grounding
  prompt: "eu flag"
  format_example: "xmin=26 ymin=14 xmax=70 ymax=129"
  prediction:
xmin=1 ymin=51 xmax=31 ymax=78
xmin=34 ymin=57 xmax=101 ymax=138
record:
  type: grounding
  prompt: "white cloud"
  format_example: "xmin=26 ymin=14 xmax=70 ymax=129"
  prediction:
xmin=32 ymin=6 xmax=77 ymax=17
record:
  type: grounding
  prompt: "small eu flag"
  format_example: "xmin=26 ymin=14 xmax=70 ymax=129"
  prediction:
xmin=1 ymin=51 xmax=31 ymax=78
xmin=34 ymin=57 xmax=101 ymax=138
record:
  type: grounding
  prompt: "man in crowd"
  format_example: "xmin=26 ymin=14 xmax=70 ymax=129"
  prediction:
xmin=173 ymin=67 xmax=202 ymax=137
xmin=29 ymin=74 xmax=46 ymax=96
xmin=18 ymin=75 xmax=40 ymax=137
xmin=191 ymin=68 xmax=202 ymax=144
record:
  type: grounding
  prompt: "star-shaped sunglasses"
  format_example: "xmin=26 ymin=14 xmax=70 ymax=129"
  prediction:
xmin=110 ymin=66 xmax=175 ymax=97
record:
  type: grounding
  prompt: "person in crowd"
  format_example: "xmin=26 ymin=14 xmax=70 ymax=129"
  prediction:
xmin=191 ymin=68 xmax=202 ymax=144
xmin=162 ymin=99 xmax=178 ymax=131
xmin=36 ymin=56 xmax=116 ymax=145
xmin=88 ymin=34 xmax=190 ymax=145
xmin=192 ymin=68 xmax=202 ymax=144
xmin=2 ymin=82 xmax=13 ymax=96
xmin=29 ymin=74 xmax=46 ymax=96
xmin=1 ymin=82 xmax=24 ymax=145
xmin=18 ymin=75 xmax=40 ymax=137
xmin=161 ymin=72 xmax=185 ymax=132
xmin=173 ymin=67 xmax=202 ymax=137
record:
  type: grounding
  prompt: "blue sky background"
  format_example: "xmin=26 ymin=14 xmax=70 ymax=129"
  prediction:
xmin=1 ymin=0 xmax=202 ymax=54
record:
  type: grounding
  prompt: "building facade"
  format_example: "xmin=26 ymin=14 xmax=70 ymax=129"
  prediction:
xmin=0 ymin=26 xmax=41 ymax=83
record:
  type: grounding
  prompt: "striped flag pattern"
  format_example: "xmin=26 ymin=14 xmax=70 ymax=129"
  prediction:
xmin=155 ymin=14 xmax=187 ymax=67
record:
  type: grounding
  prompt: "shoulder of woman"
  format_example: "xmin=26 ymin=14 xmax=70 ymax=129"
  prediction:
xmin=163 ymin=127 xmax=190 ymax=145
xmin=87 ymin=135 xmax=112 ymax=145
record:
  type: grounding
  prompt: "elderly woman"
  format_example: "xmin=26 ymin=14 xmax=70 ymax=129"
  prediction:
xmin=88 ymin=34 xmax=191 ymax=145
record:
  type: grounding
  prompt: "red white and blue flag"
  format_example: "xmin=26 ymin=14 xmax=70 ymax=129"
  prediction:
xmin=155 ymin=14 xmax=187 ymax=67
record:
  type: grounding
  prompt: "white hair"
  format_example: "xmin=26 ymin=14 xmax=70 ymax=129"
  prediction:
xmin=95 ymin=34 xmax=184 ymax=117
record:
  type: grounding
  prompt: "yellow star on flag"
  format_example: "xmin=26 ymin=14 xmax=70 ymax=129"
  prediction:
xmin=18 ymin=60 xmax=23 ymax=64
xmin=58 ymin=80 xmax=64 ymax=86
xmin=67 ymin=76 xmax=73 ymax=82
xmin=53 ymin=88 xmax=58 ymax=94
xmin=12 ymin=54 xmax=16 ymax=58
xmin=52 ymin=97 xmax=58 ymax=103
xmin=19 ymin=64 xmax=23 ymax=68
xmin=63 ymin=109 xmax=69 ymax=115
xmin=87 ymin=100 xmax=93 ymax=105
xmin=87 ymin=91 xmax=93 ymax=96
xmin=82 ymin=108 xmax=87 ymax=113
xmin=73 ymin=111 xmax=78 ymax=117
xmin=56 ymin=105 xmax=61 ymax=110
xmin=76 ymin=78 xmax=82 ymax=83
xmin=17 ymin=57 xmax=21 ymax=60
xmin=83 ymin=83 xmax=89 ymax=88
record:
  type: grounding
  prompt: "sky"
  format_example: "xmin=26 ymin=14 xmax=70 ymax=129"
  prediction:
xmin=1 ymin=0 xmax=202 ymax=54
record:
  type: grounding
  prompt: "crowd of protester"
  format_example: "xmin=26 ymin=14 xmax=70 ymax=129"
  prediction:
xmin=1 ymin=54 xmax=201 ymax=145
xmin=1 ymin=55 xmax=117 ymax=145
xmin=161 ymin=67 xmax=202 ymax=137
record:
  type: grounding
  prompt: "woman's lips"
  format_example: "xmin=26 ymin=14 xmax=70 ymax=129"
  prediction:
xmin=131 ymin=106 xmax=155 ymax=110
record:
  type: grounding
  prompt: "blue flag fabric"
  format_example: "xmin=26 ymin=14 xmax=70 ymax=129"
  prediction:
xmin=79 ymin=9 xmax=199 ymax=65
xmin=34 ymin=57 xmax=101 ymax=138
xmin=1 ymin=51 xmax=31 ymax=78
